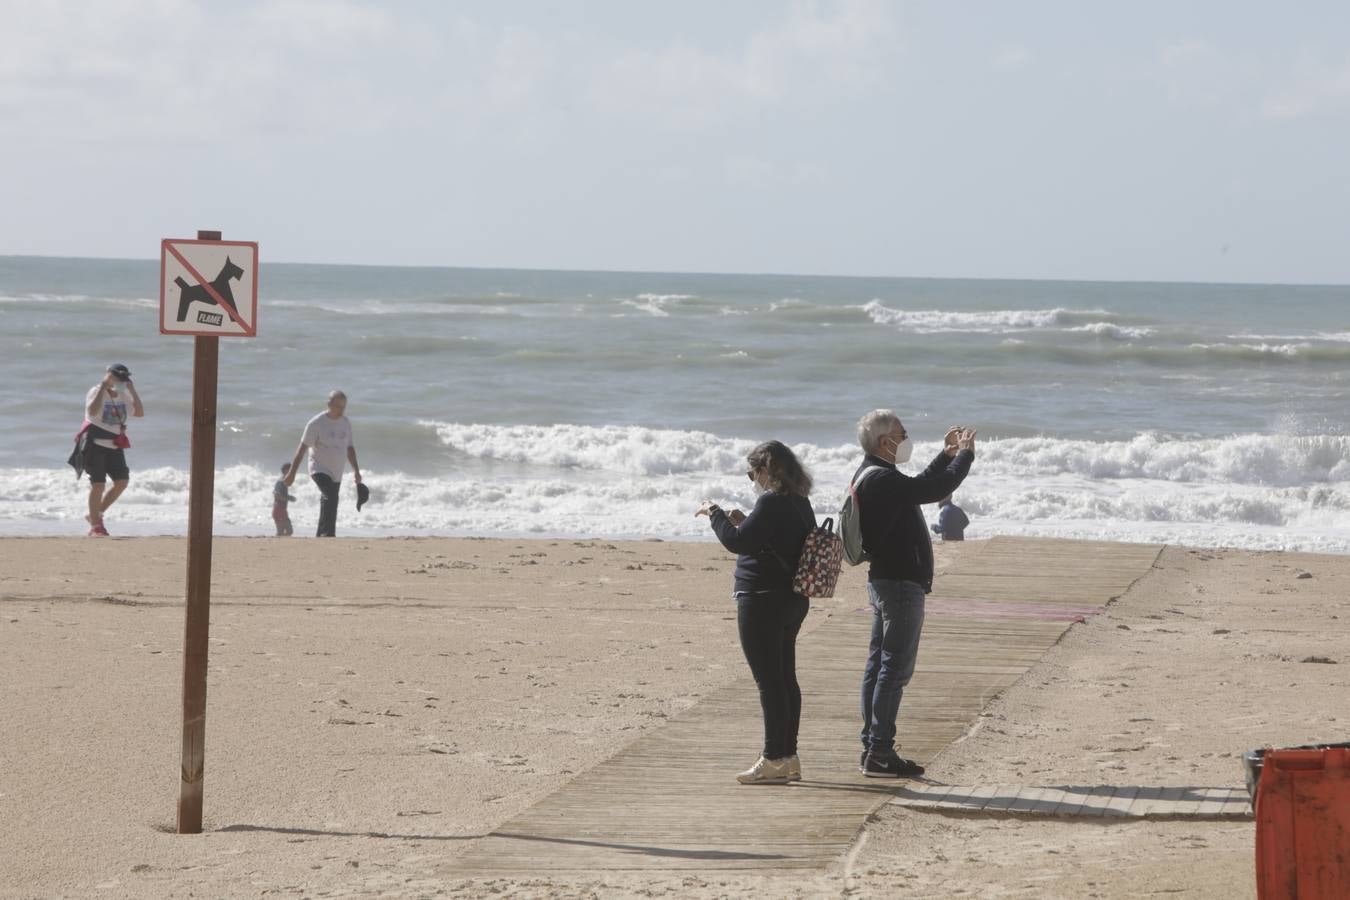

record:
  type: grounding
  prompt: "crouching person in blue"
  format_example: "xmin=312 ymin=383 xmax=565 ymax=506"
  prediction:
xmin=851 ymin=410 xmax=975 ymax=777
xmin=697 ymin=441 xmax=817 ymax=785
xmin=932 ymin=494 xmax=970 ymax=541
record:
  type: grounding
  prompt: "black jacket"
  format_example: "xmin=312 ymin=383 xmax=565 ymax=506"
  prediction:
xmin=67 ymin=422 xmax=119 ymax=480
xmin=853 ymin=449 xmax=974 ymax=591
xmin=709 ymin=491 xmax=817 ymax=594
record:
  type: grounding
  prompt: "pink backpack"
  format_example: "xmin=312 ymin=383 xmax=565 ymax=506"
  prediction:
xmin=793 ymin=517 xmax=844 ymax=598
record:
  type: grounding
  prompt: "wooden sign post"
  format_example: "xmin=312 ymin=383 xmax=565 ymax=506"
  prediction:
xmin=159 ymin=229 xmax=259 ymax=834
xmin=178 ymin=229 xmax=219 ymax=834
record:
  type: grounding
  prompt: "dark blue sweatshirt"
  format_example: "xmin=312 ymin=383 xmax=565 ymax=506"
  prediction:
xmin=709 ymin=491 xmax=817 ymax=594
xmin=933 ymin=502 xmax=970 ymax=540
xmin=853 ymin=449 xmax=974 ymax=591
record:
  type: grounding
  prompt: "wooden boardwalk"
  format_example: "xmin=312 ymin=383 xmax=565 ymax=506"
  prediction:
xmin=450 ymin=537 xmax=1162 ymax=874
xmin=891 ymin=784 xmax=1251 ymax=819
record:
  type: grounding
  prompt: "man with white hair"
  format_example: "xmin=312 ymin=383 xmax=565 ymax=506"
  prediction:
xmin=284 ymin=390 xmax=363 ymax=537
xmin=852 ymin=409 xmax=976 ymax=777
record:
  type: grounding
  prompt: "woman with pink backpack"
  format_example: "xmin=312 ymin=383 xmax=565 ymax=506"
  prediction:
xmin=696 ymin=440 xmax=820 ymax=785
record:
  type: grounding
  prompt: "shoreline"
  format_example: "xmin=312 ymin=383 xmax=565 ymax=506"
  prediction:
xmin=3 ymin=528 xmax=1344 ymax=557
xmin=10 ymin=430 xmax=1349 ymax=556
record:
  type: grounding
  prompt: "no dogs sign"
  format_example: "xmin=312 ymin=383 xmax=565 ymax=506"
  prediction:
xmin=159 ymin=238 xmax=259 ymax=337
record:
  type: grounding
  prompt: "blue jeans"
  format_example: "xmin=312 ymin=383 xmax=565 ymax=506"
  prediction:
xmin=860 ymin=579 xmax=926 ymax=755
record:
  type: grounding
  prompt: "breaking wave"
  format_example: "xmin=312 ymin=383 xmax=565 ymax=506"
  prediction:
xmin=6 ymin=425 xmax=1347 ymax=551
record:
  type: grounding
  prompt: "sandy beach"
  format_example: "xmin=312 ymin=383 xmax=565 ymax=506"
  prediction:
xmin=3 ymin=535 xmax=1347 ymax=899
xmin=7 ymin=5 xmax=1349 ymax=898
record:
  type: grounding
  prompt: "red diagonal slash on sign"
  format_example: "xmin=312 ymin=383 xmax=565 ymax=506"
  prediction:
xmin=164 ymin=242 xmax=250 ymax=332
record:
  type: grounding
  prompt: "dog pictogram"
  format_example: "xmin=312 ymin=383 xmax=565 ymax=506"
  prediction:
xmin=175 ymin=257 xmax=244 ymax=322
xmin=159 ymin=238 xmax=258 ymax=337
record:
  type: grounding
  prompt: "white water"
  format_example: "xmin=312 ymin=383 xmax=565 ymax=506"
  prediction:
xmin=6 ymin=258 xmax=1347 ymax=549
xmin=11 ymin=425 xmax=1349 ymax=552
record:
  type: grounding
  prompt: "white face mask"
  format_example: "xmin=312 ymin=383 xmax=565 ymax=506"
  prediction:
xmin=890 ymin=436 xmax=913 ymax=464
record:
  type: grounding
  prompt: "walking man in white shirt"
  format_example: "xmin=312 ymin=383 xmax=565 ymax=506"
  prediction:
xmin=284 ymin=390 xmax=363 ymax=537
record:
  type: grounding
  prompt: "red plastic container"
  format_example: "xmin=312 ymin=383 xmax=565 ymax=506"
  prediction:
xmin=1255 ymin=744 xmax=1350 ymax=899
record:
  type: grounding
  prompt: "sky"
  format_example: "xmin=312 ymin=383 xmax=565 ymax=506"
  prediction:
xmin=2 ymin=1 xmax=1348 ymax=283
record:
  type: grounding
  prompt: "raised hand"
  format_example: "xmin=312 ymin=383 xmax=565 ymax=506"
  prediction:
xmin=944 ymin=426 xmax=962 ymax=456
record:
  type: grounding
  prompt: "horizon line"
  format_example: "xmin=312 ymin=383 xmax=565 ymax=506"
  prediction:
xmin=2 ymin=251 xmax=1347 ymax=291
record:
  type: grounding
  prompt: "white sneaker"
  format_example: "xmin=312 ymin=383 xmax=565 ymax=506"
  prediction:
xmin=784 ymin=754 xmax=801 ymax=782
xmin=736 ymin=755 xmax=792 ymax=785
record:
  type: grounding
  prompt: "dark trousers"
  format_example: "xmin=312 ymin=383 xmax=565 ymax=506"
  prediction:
xmin=312 ymin=473 xmax=340 ymax=537
xmin=736 ymin=589 xmax=810 ymax=760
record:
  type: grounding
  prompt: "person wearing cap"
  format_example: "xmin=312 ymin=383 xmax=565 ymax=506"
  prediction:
xmin=82 ymin=364 xmax=144 ymax=537
xmin=283 ymin=390 xmax=363 ymax=537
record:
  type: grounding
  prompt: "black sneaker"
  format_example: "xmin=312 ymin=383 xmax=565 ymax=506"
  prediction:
xmin=862 ymin=751 xmax=925 ymax=778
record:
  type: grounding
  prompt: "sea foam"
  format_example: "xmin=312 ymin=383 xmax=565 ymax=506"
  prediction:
xmin=859 ymin=302 xmax=1118 ymax=333
xmin=8 ymin=425 xmax=1344 ymax=552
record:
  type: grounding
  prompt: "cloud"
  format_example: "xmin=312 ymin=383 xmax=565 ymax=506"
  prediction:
xmin=1261 ymin=55 xmax=1350 ymax=120
xmin=430 ymin=24 xmax=563 ymax=128
xmin=1156 ymin=39 xmax=1233 ymax=107
xmin=587 ymin=0 xmax=898 ymax=130
xmin=1160 ymin=39 xmax=1220 ymax=68
xmin=0 ymin=1 xmax=899 ymax=147
xmin=246 ymin=0 xmax=396 ymax=48
xmin=992 ymin=46 xmax=1033 ymax=71
xmin=723 ymin=156 xmax=827 ymax=189
xmin=0 ymin=0 xmax=429 ymax=140
xmin=1154 ymin=40 xmax=1350 ymax=122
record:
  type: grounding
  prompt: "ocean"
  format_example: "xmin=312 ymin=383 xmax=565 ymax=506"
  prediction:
xmin=3 ymin=255 xmax=1347 ymax=551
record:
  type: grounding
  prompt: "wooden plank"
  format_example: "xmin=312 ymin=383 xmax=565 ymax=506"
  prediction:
xmin=895 ymin=784 xmax=1252 ymax=819
xmin=447 ymin=537 xmax=1160 ymax=875
xmin=1103 ymin=785 xmax=1140 ymax=817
